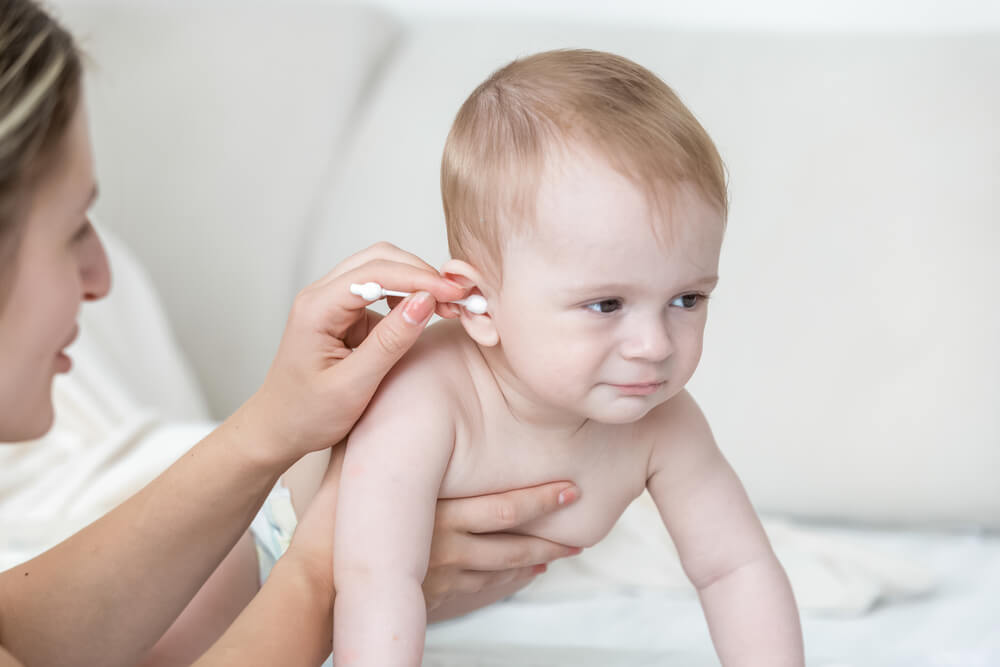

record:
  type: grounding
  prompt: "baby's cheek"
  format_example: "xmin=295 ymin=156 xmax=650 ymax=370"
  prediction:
xmin=674 ymin=340 xmax=704 ymax=386
xmin=529 ymin=341 xmax=584 ymax=386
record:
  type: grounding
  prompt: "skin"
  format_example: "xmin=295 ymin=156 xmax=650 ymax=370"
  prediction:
xmin=0 ymin=99 xmax=582 ymax=667
xmin=333 ymin=144 xmax=804 ymax=666
xmin=0 ymin=103 xmax=109 ymax=441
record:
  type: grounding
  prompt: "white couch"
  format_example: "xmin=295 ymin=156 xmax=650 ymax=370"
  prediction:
xmin=25 ymin=2 xmax=1000 ymax=664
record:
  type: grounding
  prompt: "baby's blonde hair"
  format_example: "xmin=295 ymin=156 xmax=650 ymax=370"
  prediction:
xmin=441 ymin=49 xmax=727 ymax=281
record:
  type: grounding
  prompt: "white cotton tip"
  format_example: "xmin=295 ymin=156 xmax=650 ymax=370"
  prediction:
xmin=350 ymin=282 xmax=384 ymax=301
xmin=460 ymin=294 xmax=488 ymax=315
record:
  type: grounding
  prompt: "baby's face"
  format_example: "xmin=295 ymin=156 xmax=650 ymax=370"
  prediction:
xmin=486 ymin=147 xmax=724 ymax=425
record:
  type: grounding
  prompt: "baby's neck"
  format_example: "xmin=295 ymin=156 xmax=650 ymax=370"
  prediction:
xmin=472 ymin=341 xmax=591 ymax=438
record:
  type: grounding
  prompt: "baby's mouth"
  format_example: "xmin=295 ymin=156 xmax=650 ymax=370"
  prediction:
xmin=607 ymin=381 xmax=665 ymax=396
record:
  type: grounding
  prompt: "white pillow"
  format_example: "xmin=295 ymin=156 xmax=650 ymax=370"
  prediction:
xmin=57 ymin=2 xmax=401 ymax=418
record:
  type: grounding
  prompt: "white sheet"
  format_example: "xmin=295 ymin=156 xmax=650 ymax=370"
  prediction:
xmin=513 ymin=491 xmax=936 ymax=617
xmin=426 ymin=524 xmax=1000 ymax=666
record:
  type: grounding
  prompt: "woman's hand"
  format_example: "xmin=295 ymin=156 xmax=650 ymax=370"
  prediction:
xmin=240 ymin=243 xmax=467 ymax=467
xmin=423 ymin=482 xmax=582 ymax=613
xmin=284 ymin=449 xmax=581 ymax=619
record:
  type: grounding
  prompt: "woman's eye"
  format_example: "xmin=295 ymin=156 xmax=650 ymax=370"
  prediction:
xmin=585 ymin=298 xmax=623 ymax=314
xmin=671 ymin=293 xmax=704 ymax=309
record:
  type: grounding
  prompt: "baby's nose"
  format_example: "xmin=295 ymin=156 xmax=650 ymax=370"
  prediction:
xmin=620 ymin=319 xmax=673 ymax=362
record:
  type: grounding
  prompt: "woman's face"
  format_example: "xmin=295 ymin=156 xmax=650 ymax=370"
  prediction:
xmin=0 ymin=102 xmax=110 ymax=442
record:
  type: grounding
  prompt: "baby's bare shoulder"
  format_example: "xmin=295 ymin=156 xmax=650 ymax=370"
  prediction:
xmin=640 ymin=389 xmax=710 ymax=433
xmin=638 ymin=389 xmax=719 ymax=474
xmin=369 ymin=319 xmax=477 ymax=409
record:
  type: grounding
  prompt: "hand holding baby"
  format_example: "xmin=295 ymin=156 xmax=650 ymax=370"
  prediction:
xmin=240 ymin=242 xmax=468 ymax=468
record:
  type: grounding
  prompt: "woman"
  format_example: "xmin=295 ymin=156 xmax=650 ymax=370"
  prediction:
xmin=0 ymin=2 xmax=579 ymax=665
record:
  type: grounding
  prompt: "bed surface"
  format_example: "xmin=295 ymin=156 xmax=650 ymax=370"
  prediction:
xmin=425 ymin=523 xmax=999 ymax=666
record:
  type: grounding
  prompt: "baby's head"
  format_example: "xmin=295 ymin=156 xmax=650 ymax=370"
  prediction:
xmin=441 ymin=49 xmax=727 ymax=425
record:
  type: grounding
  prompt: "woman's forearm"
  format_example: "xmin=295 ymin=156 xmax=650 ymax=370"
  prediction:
xmin=193 ymin=556 xmax=334 ymax=667
xmin=0 ymin=403 xmax=287 ymax=667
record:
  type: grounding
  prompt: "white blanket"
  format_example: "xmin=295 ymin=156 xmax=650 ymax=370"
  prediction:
xmin=428 ymin=526 xmax=999 ymax=665
xmin=516 ymin=490 xmax=935 ymax=616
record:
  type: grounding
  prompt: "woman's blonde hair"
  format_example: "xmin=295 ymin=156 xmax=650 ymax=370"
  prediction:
xmin=0 ymin=0 xmax=82 ymax=302
xmin=441 ymin=49 xmax=727 ymax=281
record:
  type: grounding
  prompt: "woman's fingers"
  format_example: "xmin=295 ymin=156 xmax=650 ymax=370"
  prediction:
xmin=438 ymin=481 xmax=580 ymax=535
xmin=422 ymin=563 xmax=543 ymax=613
xmin=308 ymin=258 xmax=465 ymax=343
xmin=313 ymin=242 xmax=439 ymax=289
xmin=251 ymin=243 xmax=465 ymax=461
xmin=433 ymin=532 xmax=581 ymax=572
xmin=428 ymin=482 xmax=581 ymax=573
xmin=325 ymin=292 xmax=435 ymax=421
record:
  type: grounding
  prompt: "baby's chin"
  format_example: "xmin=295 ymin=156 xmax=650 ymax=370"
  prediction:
xmin=583 ymin=396 xmax=668 ymax=425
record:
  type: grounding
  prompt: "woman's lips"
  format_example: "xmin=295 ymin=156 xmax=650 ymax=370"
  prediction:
xmin=55 ymin=350 xmax=72 ymax=373
xmin=55 ymin=326 xmax=79 ymax=373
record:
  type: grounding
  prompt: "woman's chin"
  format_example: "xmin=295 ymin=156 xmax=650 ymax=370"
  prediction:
xmin=0 ymin=398 xmax=55 ymax=443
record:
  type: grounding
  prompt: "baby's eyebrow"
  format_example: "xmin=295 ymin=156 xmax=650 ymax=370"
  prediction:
xmin=689 ymin=275 xmax=719 ymax=290
xmin=564 ymin=275 xmax=719 ymax=295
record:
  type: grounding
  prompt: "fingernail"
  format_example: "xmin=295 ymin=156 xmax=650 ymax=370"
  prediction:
xmin=402 ymin=291 xmax=433 ymax=325
xmin=557 ymin=487 xmax=578 ymax=505
xmin=532 ymin=563 xmax=548 ymax=575
xmin=445 ymin=278 xmax=465 ymax=290
xmin=568 ymin=547 xmax=582 ymax=556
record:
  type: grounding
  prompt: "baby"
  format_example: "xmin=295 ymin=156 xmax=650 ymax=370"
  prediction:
xmin=333 ymin=49 xmax=804 ymax=666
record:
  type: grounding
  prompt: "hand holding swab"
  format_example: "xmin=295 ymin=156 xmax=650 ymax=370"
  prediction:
xmin=350 ymin=282 xmax=488 ymax=315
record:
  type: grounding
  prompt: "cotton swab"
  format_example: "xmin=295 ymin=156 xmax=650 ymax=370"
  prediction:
xmin=350 ymin=282 xmax=488 ymax=315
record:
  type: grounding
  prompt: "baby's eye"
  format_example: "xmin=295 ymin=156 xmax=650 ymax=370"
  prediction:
xmin=670 ymin=293 xmax=705 ymax=310
xmin=585 ymin=298 xmax=624 ymax=314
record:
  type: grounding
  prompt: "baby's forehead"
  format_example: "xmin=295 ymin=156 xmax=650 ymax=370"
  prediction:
xmin=524 ymin=170 xmax=718 ymax=251
xmin=503 ymin=213 xmax=720 ymax=286
xmin=496 ymin=171 xmax=723 ymax=290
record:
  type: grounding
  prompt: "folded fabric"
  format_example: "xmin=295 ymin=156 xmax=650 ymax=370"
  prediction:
xmin=515 ymin=491 xmax=936 ymax=616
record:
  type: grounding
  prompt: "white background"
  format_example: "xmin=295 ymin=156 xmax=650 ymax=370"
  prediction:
xmin=54 ymin=0 xmax=1000 ymax=32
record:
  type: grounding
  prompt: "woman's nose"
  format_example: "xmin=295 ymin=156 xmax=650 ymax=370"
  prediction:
xmin=80 ymin=231 xmax=111 ymax=302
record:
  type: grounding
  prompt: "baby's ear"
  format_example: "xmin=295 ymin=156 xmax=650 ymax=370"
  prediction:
xmin=440 ymin=259 xmax=498 ymax=347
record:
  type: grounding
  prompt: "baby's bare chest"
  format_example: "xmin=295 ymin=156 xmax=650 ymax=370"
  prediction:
xmin=439 ymin=425 xmax=651 ymax=548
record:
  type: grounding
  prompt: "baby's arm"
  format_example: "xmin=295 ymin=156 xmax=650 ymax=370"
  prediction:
xmin=332 ymin=358 xmax=456 ymax=667
xmin=646 ymin=390 xmax=804 ymax=667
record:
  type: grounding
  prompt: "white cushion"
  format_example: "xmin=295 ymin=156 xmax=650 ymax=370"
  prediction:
xmin=56 ymin=2 xmax=401 ymax=417
xmin=305 ymin=21 xmax=1000 ymax=527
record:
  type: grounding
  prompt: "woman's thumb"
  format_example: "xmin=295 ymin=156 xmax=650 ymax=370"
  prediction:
xmin=335 ymin=291 xmax=435 ymax=393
